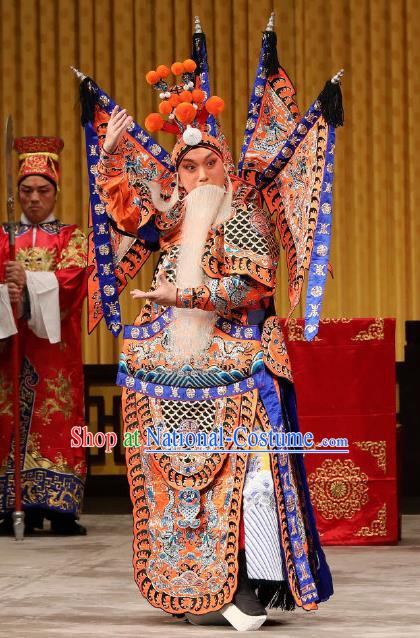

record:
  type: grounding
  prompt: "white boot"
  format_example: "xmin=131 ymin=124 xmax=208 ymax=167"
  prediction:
xmin=221 ymin=549 xmax=268 ymax=631
xmin=185 ymin=605 xmax=267 ymax=631
xmin=220 ymin=603 xmax=267 ymax=631
xmin=185 ymin=550 xmax=268 ymax=631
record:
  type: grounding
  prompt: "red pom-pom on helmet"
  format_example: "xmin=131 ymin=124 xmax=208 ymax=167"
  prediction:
xmin=205 ymin=96 xmax=225 ymax=116
xmin=175 ymin=102 xmax=196 ymax=124
xmin=171 ymin=62 xmax=185 ymax=76
xmin=183 ymin=59 xmax=197 ymax=73
xmin=145 ymin=113 xmax=164 ymax=132
xmin=179 ymin=90 xmax=193 ymax=103
xmin=145 ymin=70 xmax=160 ymax=85
xmin=191 ymin=89 xmax=205 ymax=104
xmin=168 ymin=94 xmax=181 ymax=107
xmin=156 ymin=65 xmax=170 ymax=79
xmin=158 ymin=101 xmax=172 ymax=115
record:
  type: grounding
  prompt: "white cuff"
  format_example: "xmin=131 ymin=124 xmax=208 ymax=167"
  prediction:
xmin=26 ymin=271 xmax=61 ymax=343
xmin=0 ymin=284 xmax=17 ymax=338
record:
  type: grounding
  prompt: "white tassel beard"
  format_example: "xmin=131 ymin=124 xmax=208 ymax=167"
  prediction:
xmin=168 ymin=182 xmax=232 ymax=366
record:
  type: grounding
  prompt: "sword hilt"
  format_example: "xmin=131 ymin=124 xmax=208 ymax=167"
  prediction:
xmin=3 ymin=219 xmax=17 ymax=247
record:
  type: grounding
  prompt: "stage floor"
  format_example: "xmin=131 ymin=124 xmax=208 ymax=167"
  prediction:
xmin=1 ymin=515 xmax=419 ymax=637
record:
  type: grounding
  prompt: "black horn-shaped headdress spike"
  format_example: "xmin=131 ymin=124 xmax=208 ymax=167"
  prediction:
xmin=262 ymin=12 xmax=280 ymax=76
xmin=71 ymin=67 xmax=99 ymax=126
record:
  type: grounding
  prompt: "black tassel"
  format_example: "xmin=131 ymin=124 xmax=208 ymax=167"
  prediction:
xmin=249 ymin=579 xmax=296 ymax=611
xmin=318 ymin=80 xmax=344 ymax=128
xmin=80 ymin=77 xmax=99 ymax=126
xmin=262 ymin=31 xmax=280 ymax=77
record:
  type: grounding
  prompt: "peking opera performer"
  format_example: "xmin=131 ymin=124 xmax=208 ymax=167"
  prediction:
xmin=0 ymin=137 xmax=88 ymax=535
xmin=76 ymin=14 xmax=343 ymax=632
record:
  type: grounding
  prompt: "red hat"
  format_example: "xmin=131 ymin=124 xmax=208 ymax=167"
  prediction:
xmin=14 ymin=136 xmax=64 ymax=186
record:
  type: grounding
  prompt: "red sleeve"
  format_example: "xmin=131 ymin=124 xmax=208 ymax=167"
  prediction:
xmin=56 ymin=227 xmax=88 ymax=316
xmin=0 ymin=227 xmax=10 ymax=281
xmin=96 ymin=149 xmax=155 ymax=235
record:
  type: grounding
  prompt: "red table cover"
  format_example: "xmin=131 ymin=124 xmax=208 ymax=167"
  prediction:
xmin=283 ymin=318 xmax=398 ymax=545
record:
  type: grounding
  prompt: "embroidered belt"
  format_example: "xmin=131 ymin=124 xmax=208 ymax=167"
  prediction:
xmin=116 ymin=369 xmax=265 ymax=401
xmin=123 ymin=309 xmax=261 ymax=342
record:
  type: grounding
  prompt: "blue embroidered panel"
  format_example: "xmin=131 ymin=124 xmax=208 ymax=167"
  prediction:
xmin=123 ymin=310 xmax=262 ymax=342
xmin=82 ymin=81 xmax=176 ymax=335
xmin=304 ymin=125 xmax=335 ymax=341
xmin=258 ymin=369 xmax=320 ymax=606
xmin=279 ymin=380 xmax=334 ymax=602
xmin=237 ymin=35 xmax=269 ymax=176
xmin=116 ymin=369 xmax=266 ymax=401
xmin=2 ymin=469 xmax=85 ymax=516
xmin=84 ymin=122 xmax=122 ymax=336
xmin=2 ymin=357 xmax=39 ymax=513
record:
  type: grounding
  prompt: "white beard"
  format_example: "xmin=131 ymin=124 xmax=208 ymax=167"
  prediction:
xmin=168 ymin=182 xmax=233 ymax=365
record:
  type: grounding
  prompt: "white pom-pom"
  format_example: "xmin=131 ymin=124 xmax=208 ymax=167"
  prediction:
xmin=182 ymin=125 xmax=202 ymax=146
xmin=183 ymin=84 xmax=190 ymax=91
xmin=168 ymin=113 xmax=175 ymax=120
xmin=165 ymin=91 xmax=171 ymax=98
xmin=188 ymin=81 xmax=194 ymax=89
xmin=159 ymin=92 xmax=166 ymax=99
xmin=192 ymin=103 xmax=198 ymax=110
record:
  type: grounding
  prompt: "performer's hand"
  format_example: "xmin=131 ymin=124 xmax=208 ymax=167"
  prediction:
xmin=103 ymin=105 xmax=133 ymax=154
xmin=7 ymin=282 xmax=23 ymax=304
xmin=5 ymin=261 xmax=26 ymax=288
xmin=130 ymin=272 xmax=177 ymax=306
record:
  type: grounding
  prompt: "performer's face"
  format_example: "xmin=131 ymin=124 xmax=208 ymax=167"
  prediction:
xmin=178 ymin=147 xmax=225 ymax=193
xmin=18 ymin=176 xmax=57 ymax=223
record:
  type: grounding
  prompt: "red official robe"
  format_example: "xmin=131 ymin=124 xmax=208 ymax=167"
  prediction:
xmin=0 ymin=217 xmax=88 ymax=518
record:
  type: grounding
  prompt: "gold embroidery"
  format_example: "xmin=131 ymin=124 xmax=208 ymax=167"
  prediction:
xmin=57 ymin=228 xmax=87 ymax=269
xmin=320 ymin=318 xmax=352 ymax=324
xmin=10 ymin=434 xmax=86 ymax=513
xmin=354 ymin=504 xmax=387 ymax=537
xmin=23 ymin=433 xmax=79 ymax=476
xmin=35 ymin=370 xmax=72 ymax=424
xmin=73 ymin=459 xmax=87 ymax=479
xmin=47 ymin=483 xmax=82 ymax=509
xmin=24 ymin=434 xmax=56 ymax=470
xmin=17 ymin=246 xmax=57 ymax=271
xmin=22 ymin=472 xmax=84 ymax=513
xmin=351 ymin=318 xmax=385 ymax=341
xmin=287 ymin=319 xmax=305 ymax=341
xmin=308 ymin=459 xmax=369 ymax=519
xmin=0 ymin=373 xmax=12 ymax=416
xmin=53 ymin=451 xmax=78 ymax=475
xmin=354 ymin=441 xmax=386 ymax=473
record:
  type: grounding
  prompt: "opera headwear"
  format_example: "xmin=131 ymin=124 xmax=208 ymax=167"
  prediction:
xmin=14 ymin=136 xmax=64 ymax=187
